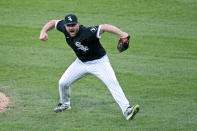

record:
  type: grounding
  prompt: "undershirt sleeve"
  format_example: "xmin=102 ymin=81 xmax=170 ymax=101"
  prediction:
xmin=55 ymin=20 xmax=61 ymax=30
xmin=96 ymin=25 xmax=102 ymax=39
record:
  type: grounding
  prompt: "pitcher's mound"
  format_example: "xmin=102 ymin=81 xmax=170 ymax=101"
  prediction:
xmin=0 ymin=92 xmax=10 ymax=112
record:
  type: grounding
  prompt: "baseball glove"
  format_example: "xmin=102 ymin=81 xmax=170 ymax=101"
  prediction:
xmin=117 ymin=35 xmax=130 ymax=52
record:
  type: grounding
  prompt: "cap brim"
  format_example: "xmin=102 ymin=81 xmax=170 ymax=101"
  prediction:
xmin=65 ymin=22 xmax=77 ymax=25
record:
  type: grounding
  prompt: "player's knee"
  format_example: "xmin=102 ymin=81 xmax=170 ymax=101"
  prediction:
xmin=59 ymin=79 xmax=70 ymax=88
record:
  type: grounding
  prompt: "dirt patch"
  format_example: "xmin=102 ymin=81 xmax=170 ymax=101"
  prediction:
xmin=0 ymin=92 xmax=10 ymax=112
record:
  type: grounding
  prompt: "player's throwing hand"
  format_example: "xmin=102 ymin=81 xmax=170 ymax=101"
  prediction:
xmin=39 ymin=32 xmax=48 ymax=41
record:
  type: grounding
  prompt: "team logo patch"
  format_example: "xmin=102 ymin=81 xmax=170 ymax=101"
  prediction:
xmin=75 ymin=42 xmax=89 ymax=52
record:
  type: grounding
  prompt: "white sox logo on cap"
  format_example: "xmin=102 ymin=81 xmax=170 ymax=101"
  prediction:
xmin=68 ymin=16 xmax=72 ymax=21
xmin=65 ymin=14 xmax=78 ymax=25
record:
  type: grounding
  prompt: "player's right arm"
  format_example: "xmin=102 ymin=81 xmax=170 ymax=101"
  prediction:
xmin=39 ymin=20 xmax=60 ymax=41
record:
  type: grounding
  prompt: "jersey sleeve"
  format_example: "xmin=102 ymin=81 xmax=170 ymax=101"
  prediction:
xmin=89 ymin=25 xmax=102 ymax=39
xmin=55 ymin=20 xmax=66 ymax=33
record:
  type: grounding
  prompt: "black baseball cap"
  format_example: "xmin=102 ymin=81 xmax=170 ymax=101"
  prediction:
xmin=65 ymin=14 xmax=78 ymax=25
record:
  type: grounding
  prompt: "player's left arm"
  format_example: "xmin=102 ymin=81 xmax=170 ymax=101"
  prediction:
xmin=99 ymin=24 xmax=128 ymax=38
xmin=99 ymin=24 xmax=130 ymax=52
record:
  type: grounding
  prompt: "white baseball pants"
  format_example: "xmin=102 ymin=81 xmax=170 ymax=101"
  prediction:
xmin=58 ymin=55 xmax=130 ymax=114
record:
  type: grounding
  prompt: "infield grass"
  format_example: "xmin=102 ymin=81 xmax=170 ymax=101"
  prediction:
xmin=0 ymin=0 xmax=197 ymax=130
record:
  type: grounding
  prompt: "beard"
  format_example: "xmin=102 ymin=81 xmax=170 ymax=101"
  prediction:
xmin=69 ymin=30 xmax=77 ymax=37
xmin=65 ymin=25 xmax=79 ymax=37
xmin=69 ymin=29 xmax=75 ymax=32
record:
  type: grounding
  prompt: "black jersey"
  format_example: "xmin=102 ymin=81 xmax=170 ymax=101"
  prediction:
xmin=56 ymin=20 xmax=106 ymax=62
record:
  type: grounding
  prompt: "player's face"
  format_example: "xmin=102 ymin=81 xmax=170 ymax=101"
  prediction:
xmin=65 ymin=22 xmax=80 ymax=37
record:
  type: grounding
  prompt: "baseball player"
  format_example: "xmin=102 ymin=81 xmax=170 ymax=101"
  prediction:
xmin=39 ymin=14 xmax=139 ymax=120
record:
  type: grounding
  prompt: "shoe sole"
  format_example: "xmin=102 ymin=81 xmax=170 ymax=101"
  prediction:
xmin=54 ymin=107 xmax=71 ymax=113
xmin=126 ymin=104 xmax=140 ymax=120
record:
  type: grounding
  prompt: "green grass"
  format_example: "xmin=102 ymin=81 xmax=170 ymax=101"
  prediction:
xmin=0 ymin=0 xmax=197 ymax=130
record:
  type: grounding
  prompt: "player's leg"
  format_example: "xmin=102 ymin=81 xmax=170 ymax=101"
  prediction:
xmin=89 ymin=56 xmax=140 ymax=119
xmin=89 ymin=55 xmax=139 ymax=120
xmin=54 ymin=58 xmax=88 ymax=112
xmin=88 ymin=55 xmax=130 ymax=114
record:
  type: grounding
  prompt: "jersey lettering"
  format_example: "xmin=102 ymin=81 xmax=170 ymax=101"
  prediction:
xmin=75 ymin=42 xmax=89 ymax=52
xmin=90 ymin=26 xmax=97 ymax=32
